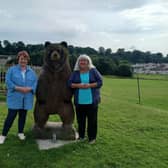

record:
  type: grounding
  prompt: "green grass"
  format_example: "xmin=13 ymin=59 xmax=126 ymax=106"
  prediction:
xmin=134 ymin=73 xmax=168 ymax=80
xmin=0 ymin=76 xmax=168 ymax=168
xmin=104 ymin=76 xmax=168 ymax=111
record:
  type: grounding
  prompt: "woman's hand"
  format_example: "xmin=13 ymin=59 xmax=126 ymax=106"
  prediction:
xmin=71 ymin=83 xmax=97 ymax=89
xmin=71 ymin=83 xmax=85 ymax=89
xmin=15 ymin=86 xmax=32 ymax=93
xmin=82 ymin=83 xmax=97 ymax=89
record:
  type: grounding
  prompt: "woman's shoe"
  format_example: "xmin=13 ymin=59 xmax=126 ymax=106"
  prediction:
xmin=0 ymin=135 xmax=6 ymax=144
xmin=18 ymin=133 xmax=26 ymax=140
xmin=77 ymin=137 xmax=85 ymax=141
xmin=89 ymin=139 xmax=96 ymax=144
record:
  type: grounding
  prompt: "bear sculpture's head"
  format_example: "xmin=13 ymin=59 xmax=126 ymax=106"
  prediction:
xmin=44 ymin=41 xmax=69 ymax=72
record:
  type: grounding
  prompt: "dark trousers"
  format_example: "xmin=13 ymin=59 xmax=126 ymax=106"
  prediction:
xmin=2 ymin=109 xmax=27 ymax=136
xmin=75 ymin=104 xmax=98 ymax=141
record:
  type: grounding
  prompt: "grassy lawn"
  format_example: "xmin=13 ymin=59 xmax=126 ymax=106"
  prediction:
xmin=134 ymin=73 xmax=168 ymax=80
xmin=0 ymin=76 xmax=168 ymax=168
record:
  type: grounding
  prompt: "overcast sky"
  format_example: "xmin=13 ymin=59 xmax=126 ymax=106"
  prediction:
xmin=0 ymin=0 xmax=168 ymax=55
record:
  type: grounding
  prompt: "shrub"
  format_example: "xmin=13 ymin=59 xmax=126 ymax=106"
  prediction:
xmin=117 ymin=63 xmax=133 ymax=77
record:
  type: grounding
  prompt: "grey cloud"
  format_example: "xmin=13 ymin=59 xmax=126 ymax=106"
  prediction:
xmin=0 ymin=0 xmax=168 ymax=55
xmin=0 ymin=0 xmax=151 ymax=12
xmin=0 ymin=30 xmax=77 ymax=44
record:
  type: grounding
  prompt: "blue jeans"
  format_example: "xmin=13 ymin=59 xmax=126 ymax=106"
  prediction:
xmin=2 ymin=109 xmax=27 ymax=136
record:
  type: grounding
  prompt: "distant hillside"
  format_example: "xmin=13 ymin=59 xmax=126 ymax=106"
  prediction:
xmin=1 ymin=40 xmax=168 ymax=76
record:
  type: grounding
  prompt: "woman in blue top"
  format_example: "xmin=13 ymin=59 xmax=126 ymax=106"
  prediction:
xmin=68 ymin=54 xmax=103 ymax=144
xmin=0 ymin=51 xmax=37 ymax=144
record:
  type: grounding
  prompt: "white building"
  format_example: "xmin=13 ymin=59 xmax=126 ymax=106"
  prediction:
xmin=0 ymin=55 xmax=15 ymax=65
xmin=132 ymin=63 xmax=168 ymax=74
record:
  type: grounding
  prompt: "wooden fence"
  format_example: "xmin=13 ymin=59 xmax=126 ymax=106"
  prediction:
xmin=0 ymin=65 xmax=7 ymax=83
xmin=0 ymin=71 xmax=6 ymax=83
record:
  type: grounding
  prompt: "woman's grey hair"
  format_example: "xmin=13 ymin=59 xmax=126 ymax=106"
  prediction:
xmin=74 ymin=54 xmax=95 ymax=71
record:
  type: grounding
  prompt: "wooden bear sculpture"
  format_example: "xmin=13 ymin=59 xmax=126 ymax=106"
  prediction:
xmin=34 ymin=41 xmax=74 ymax=130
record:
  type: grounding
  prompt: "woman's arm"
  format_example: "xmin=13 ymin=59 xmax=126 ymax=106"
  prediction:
xmin=68 ymin=71 xmax=81 ymax=88
xmin=88 ymin=82 xmax=97 ymax=88
xmin=93 ymin=68 xmax=103 ymax=88
xmin=28 ymin=70 xmax=38 ymax=94
xmin=6 ymin=67 xmax=36 ymax=94
xmin=5 ymin=68 xmax=16 ymax=91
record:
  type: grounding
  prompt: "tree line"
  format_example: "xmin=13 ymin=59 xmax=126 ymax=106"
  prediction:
xmin=1 ymin=40 xmax=168 ymax=77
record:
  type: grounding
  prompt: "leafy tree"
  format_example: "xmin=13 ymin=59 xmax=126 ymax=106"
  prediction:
xmin=105 ymin=48 xmax=112 ymax=56
xmin=94 ymin=57 xmax=117 ymax=75
xmin=30 ymin=50 xmax=44 ymax=66
xmin=3 ymin=40 xmax=15 ymax=54
xmin=98 ymin=46 xmax=105 ymax=56
xmin=1 ymin=40 xmax=168 ymax=76
xmin=0 ymin=41 xmax=4 ymax=54
xmin=68 ymin=45 xmax=74 ymax=55
xmin=117 ymin=48 xmax=125 ymax=55
xmin=15 ymin=41 xmax=26 ymax=52
xmin=69 ymin=55 xmax=77 ymax=70
xmin=117 ymin=63 xmax=133 ymax=77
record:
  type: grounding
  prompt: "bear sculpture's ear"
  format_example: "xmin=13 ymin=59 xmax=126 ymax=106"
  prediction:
xmin=60 ymin=41 xmax=68 ymax=48
xmin=45 ymin=41 xmax=51 ymax=48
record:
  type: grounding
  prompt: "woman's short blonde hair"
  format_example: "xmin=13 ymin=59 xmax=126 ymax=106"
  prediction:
xmin=17 ymin=50 xmax=30 ymax=60
xmin=74 ymin=54 xmax=95 ymax=71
